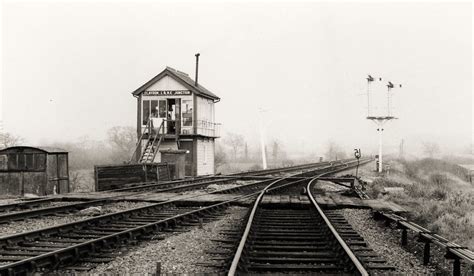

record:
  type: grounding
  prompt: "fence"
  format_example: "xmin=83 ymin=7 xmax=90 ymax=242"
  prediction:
xmin=94 ymin=163 xmax=171 ymax=191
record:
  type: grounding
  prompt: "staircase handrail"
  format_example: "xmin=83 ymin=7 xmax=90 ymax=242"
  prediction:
xmin=148 ymin=120 xmax=165 ymax=163
xmin=129 ymin=117 xmax=152 ymax=163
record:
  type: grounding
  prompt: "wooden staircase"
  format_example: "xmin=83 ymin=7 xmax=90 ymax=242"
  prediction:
xmin=130 ymin=118 xmax=165 ymax=164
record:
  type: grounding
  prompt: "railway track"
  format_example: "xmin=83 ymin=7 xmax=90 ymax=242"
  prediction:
xmin=0 ymin=176 xmax=273 ymax=224
xmin=228 ymin=160 xmax=348 ymax=177
xmin=0 ymin=160 xmax=368 ymax=275
xmin=107 ymin=159 xmax=351 ymax=193
xmin=0 ymin=160 xmax=358 ymax=224
xmin=0 ymin=198 xmax=59 ymax=214
xmin=227 ymin=160 xmax=388 ymax=275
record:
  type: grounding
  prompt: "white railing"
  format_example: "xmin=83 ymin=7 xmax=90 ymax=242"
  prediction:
xmin=141 ymin=119 xmax=221 ymax=137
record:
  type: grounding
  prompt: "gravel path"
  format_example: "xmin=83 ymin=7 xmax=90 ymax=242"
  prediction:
xmin=317 ymin=180 xmax=350 ymax=192
xmin=342 ymin=209 xmax=436 ymax=275
xmin=89 ymin=206 xmax=248 ymax=275
xmin=0 ymin=201 xmax=152 ymax=237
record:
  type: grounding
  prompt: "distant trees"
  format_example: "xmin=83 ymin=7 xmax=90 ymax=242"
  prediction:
xmin=422 ymin=141 xmax=440 ymax=158
xmin=107 ymin=126 xmax=136 ymax=162
xmin=215 ymin=143 xmax=228 ymax=168
xmin=269 ymin=139 xmax=288 ymax=162
xmin=0 ymin=132 xmax=23 ymax=149
xmin=217 ymin=133 xmax=291 ymax=164
xmin=44 ymin=127 xmax=138 ymax=169
xmin=244 ymin=143 xmax=249 ymax=160
xmin=51 ymin=137 xmax=111 ymax=169
xmin=324 ymin=141 xmax=347 ymax=161
xmin=272 ymin=140 xmax=280 ymax=160
xmin=224 ymin=132 xmax=245 ymax=160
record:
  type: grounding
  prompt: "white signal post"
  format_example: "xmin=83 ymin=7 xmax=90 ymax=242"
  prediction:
xmin=366 ymin=75 xmax=401 ymax=173
xmin=258 ymin=108 xmax=268 ymax=170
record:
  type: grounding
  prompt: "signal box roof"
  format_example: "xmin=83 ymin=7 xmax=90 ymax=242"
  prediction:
xmin=132 ymin=67 xmax=220 ymax=101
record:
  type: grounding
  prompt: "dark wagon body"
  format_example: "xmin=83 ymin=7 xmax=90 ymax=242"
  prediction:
xmin=0 ymin=146 xmax=70 ymax=196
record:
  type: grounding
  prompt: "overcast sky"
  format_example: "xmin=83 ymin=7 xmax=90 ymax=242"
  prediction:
xmin=1 ymin=1 xmax=472 ymax=156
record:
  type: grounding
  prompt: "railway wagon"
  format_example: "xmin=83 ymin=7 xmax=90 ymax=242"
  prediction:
xmin=0 ymin=146 xmax=70 ymax=196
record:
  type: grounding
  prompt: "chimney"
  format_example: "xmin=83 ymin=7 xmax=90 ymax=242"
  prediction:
xmin=195 ymin=53 xmax=200 ymax=86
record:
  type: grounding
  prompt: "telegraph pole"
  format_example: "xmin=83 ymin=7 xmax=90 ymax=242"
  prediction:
xmin=258 ymin=108 xmax=268 ymax=170
xmin=399 ymin=139 xmax=405 ymax=158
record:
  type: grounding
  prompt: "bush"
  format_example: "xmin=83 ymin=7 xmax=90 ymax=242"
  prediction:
xmin=430 ymin=173 xmax=448 ymax=186
xmin=367 ymin=157 xmax=474 ymax=250
xmin=430 ymin=187 xmax=449 ymax=201
xmin=69 ymin=169 xmax=95 ymax=192
xmin=401 ymin=160 xmax=419 ymax=179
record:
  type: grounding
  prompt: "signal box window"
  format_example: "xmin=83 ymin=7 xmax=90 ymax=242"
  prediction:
xmin=182 ymin=100 xmax=193 ymax=126
xmin=143 ymin=100 xmax=162 ymax=124
xmin=159 ymin=100 xmax=167 ymax=118
xmin=143 ymin=100 xmax=150 ymax=125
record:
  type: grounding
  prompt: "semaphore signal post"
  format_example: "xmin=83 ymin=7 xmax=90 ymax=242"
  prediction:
xmin=366 ymin=75 xmax=402 ymax=173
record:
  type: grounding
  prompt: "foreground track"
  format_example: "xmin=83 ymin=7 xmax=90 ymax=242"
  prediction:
xmin=0 ymin=161 xmax=352 ymax=224
xmin=0 ymin=160 xmax=368 ymax=275
xmin=0 ymin=178 xmax=261 ymax=224
xmin=0 ymin=198 xmax=62 ymax=214
xmin=228 ymin=161 xmax=372 ymax=275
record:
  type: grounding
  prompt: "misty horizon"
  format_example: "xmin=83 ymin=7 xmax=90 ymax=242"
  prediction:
xmin=1 ymin=1 xmax=472 ymax=158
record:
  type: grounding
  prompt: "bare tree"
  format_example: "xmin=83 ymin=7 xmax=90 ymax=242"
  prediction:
xmin=422 ymin=141 xmax=440 ymax=158
xmin=324 ymin=141 xmax=347 ymax=161
xmin=215 ymin=142 xmax=228 ymax=168
xmin=224 ymin=132 xmax=244 ymax=160
xmin=0 ymin=132 xmax=23 ymax=149
xmin=107 ymin=126 xmax=136 ymax=161
xmin=272 ymin=140 xmax=280 ymax=160
xmin=51 ymin=138 xmax=112 ymax=169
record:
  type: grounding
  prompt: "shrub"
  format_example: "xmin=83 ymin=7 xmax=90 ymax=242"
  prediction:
xmin=372 ymin=157 xmax=474 ymax=250
xmin=430 ymin=173 xmax=448 ymax=186
xmin=431 ymin=187 xmax=448 ymax=200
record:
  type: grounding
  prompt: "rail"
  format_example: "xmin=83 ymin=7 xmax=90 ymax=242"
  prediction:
xmin=0 ymin=176 xmax=277 ymax=224
xmin=307 ymin=178 xmax=369 ymax=276
xmin=0 ymin=161 xmax=337 ymax=275
xmin=375 ymin=211 xmax=474 ymax=276
xmin=0 ymin=158 xmax=370 ymax=274
xmin=0 ymin=190 xmax=265 ymax=275
xmin=229 ymin=159 xmax=340 ymax=177
xmin=227 ymin=177 xmax=286 ymax=275
xmin=228 ymin=159 xmax=371 ymax=275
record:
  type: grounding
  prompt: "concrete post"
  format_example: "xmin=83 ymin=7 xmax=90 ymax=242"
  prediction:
xmin=378 ymin=128 xmax=383 ymax=173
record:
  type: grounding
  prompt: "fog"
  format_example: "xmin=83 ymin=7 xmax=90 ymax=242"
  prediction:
xmin=1 ymin=1 xmax=472 ymax=158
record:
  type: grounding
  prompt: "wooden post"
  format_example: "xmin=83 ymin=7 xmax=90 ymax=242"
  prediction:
xmin=155 ymin=262 xmax=161 ymax=276
xmin=137 ymin=95 xmax=142 ymax=163
xmin=453 ymin=258 xmax=460 ymax=276
xmin=401 ymin=228 xmax=407 ymax=246
xmin=423 ymin=242 xmax=430 ymax=265
xmin=94 ymin=165 xmax=99 ymax=191
xmin=144 ymin=164 xmax=148 ymax=182
xmin=157 ymin=164 xmax=160 ymax=181
xmin=167 ymin=163 xmax=171 ymax=181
